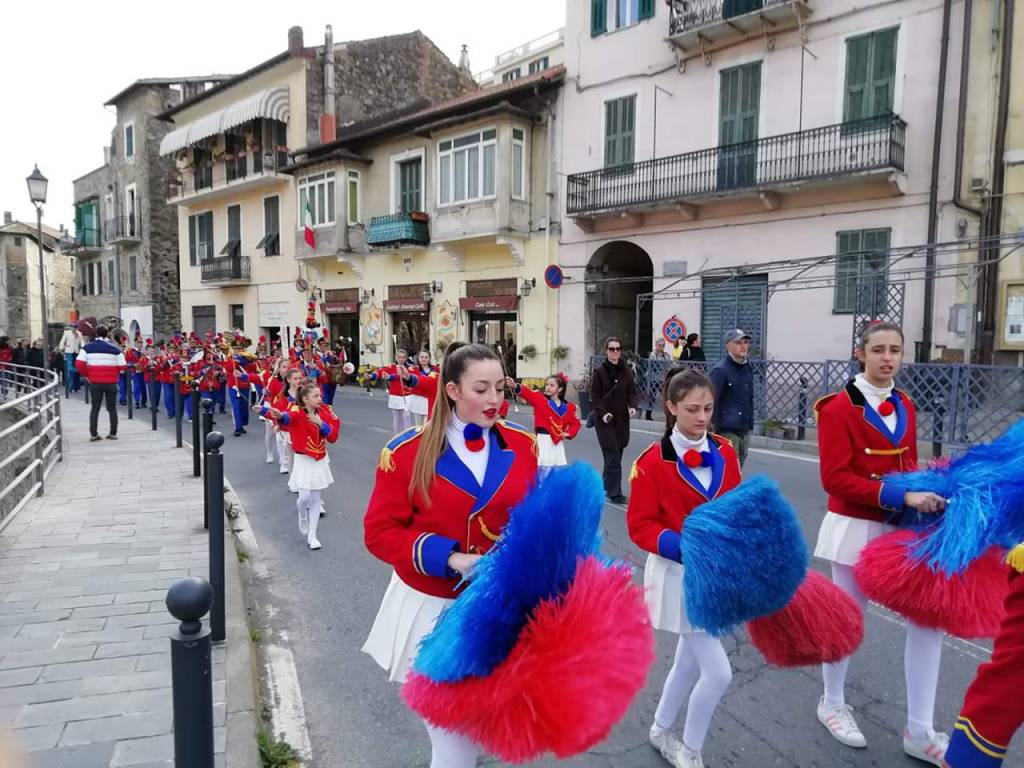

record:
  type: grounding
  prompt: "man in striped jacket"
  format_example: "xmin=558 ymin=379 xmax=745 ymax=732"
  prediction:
xmin=75 ymin=326 xmax=127 ymax=441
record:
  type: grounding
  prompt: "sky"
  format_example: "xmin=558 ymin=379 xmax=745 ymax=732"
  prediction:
xmin=0 ymin=0 xmax=565 ymax=232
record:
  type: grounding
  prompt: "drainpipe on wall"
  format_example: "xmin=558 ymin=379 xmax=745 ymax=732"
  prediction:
xmin=978 ymin=0 xmax=1015 ymax=363
xmin=953 ymin=0 xmax=982 ymax=217
xmin=921 ymin=0 xmax=954 ymax=362
xmin=321 ymin=25 xmax=337 ymax=144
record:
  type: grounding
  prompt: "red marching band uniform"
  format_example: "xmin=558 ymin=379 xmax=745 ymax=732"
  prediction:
xmin=273 ymin=401 xmax=341 ymax=459
xmin=370 ymin=364 xmax=415 ymax=398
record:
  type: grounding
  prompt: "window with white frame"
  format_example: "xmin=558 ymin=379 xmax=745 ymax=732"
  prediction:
xmin=502 ymin=69 xmax=521 ymax=83
xmin=512 ymin=128 xmax=526 ymax=199
xmin=297 ymin=172 xmax=336 ymax=229
xmin=124 ymin=122 xmax=135 ymax=161
xmin=528 ymin=57 xmax=549 ymax=74
xmin=438 ymin=129 xmax=497 ymax=206
xmin=347 ymin=170 xmax=361 ymax=225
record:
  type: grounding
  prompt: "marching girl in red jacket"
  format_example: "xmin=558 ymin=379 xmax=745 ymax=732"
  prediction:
xmin=255 ymin=356 xmax=286 ymax=466
xmin=362 ymin=342 xmax=538 ymax=767
xmin=263 ymin=381 xmax=340 ymax=550
xmin=510 ymin=374 xmax=581 ymax=476
xmin=407 ymin=350 xmax=439 ymax=427
xmin=627 ymin=367 xmax=742 ymax=768
xmin=262 ymin=366 xmax=303 ymax=477
xmin=812 ymin=322 xmax=947 ymax=764
xmin=369 ymin=348 xmax=415 ymax=435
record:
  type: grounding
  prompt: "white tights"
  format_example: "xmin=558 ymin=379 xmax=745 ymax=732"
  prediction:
xmin=654 ymin=632 xmax=733 ymax=753
xmin=412 ymin=412 xmax=426 ymax=427
xmin=425 ymin=722 xmax=479 ymax=768
xmin=296 ymin=489 xmax=321 ymax=543
xmin=391 ymin=408 xmax=411 ymax=435
xmin=822 ymin=562 xmax=943 ymax=738
xmin=264 ymin=420 xmax=276 ymax=461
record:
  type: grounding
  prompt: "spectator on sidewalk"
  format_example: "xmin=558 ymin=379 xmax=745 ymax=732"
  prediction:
xmin=591 ymin=336 xmax=638 ymax=504
xmin=76 ymin=325 xmax=127 ymax=442
xmin=26 ymin=339 xmax=45 ymax=372
xmin=709 ymin=329 xmax=754 ymax=467
xmin=58 ymin=323 xmax=83 ymax=391
xmin=683 ymin=333 xmax=706 ymax=364
xmin=645 ymin=337 xmax=672 ymax=420
xmin=0 ymin=337 xmax=11 ymax=394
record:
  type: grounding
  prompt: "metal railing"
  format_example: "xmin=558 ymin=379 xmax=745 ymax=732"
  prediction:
xmin=366 ymin=212 xmax=431 ymax=248
xmin=669 ymin=0 xmax=796 ymax=36
xmin=588 ymin=355 xmax=1024 ymax=453
xmin=68 ymin=227 xmax=102 ymax=250
xmin=566 ymin=114 xmax=906 ymax=215
xmin=199 ymin=256 xmax=250 ymax=283
xmin=104 ymin=208 xmax=142 ymax=241
xmin=0 ymin=363 xmax=63 ymax=526
xmin=168 ymin=149 xmax=290 ymax=200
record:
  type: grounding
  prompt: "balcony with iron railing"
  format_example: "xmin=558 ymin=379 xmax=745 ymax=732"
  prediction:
xmin=66 ymin=227 xmax=102 ymax=253
xmin=167 ymin=148 xmax=290 ymax=205
xmin=668 ymin=0 xmax=810 ymax=52
xmin=566 ymin=114 xmax=906 ymax=218
xmin=199 ymin=255 xmax=250 ymax=284
xmin=104 ymin=208 xmax=142 ymax=245
xmin=366 ymin=212 xmax=431 ymax=249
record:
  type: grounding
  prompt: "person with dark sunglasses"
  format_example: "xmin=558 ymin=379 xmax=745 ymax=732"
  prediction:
xmin=590 ymin=337 xmax=638 ymax=504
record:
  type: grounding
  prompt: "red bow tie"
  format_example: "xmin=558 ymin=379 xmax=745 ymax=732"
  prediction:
xmin=878 ymin=396 xmax=897 ymax=417
xmin=683 ymin=449 xmax=712 ymax=469
xmin=464 ymin=423 xmax=486 ymax=452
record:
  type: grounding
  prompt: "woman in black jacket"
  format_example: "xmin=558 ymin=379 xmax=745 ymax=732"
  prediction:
xmin=682 ymin=333 xmax=706 ymax=363
xmin=26 ymin=339 xmax=46 ymax=371
xmin=590 ymin=337 xmax=638 ymax=504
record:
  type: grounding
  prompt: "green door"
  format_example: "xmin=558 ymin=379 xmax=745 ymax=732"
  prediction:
xmin=718 ymin=62 xmax=761 ymax=191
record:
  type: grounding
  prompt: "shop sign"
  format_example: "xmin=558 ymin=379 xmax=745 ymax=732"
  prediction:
xmin=258 ymin=302 xmax=290 ymax=327
xmin=388 ymin=283 xmax=429 ymax=300
xmin=322 ymin=302 xmax=359 ymax=314
xmin=325 ymin=288 xmax=359 ymax=303
xmin=466 ymin=278 xmax=517 ymax=298
xmin=384 ymin=299 xmax=429 ymax=312
xmin=459 ymin=295 xmax=519 ymax=311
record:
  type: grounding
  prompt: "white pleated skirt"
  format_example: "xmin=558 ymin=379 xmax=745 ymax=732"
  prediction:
xmin=537 ymin=434 xmax=567 ymax=468
xmin=290 ymin=453 xmax=334 ymax=491
xmin=362 ymin=571 xmax=453 ymax=683
xmin=813 ymin=511 xmax=896 ymax=566
xmin=644 ymin=553 xmax=694 ymax=635
xmin=387 ymin=394 xmax=408 ymax=411
xmin=407 ymin=394 xmax=429 ymax=416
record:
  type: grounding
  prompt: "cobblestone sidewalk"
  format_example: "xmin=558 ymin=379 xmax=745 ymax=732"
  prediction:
xmin=0 ymin=396 xmax=229 ymax=768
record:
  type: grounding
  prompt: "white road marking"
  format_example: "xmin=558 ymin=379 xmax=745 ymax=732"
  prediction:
xmin=264 ymin=635 xmax=314 ymax=761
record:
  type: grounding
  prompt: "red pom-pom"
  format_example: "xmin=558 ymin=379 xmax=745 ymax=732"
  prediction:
xmin=854 ymin=530 xmax=1011 ymax=639
xmin=747 ymin=570 xmax=864 ymax=666
xmin=878 ymin=400 xmax=895 ymax=417
xmin=683 ymin=449 xmax=703 ymax=468
xmin=403 ymin=559 xmax=654 ymax=763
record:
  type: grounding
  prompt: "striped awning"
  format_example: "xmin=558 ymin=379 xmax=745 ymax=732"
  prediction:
xmin=159 ymin=87 xmax=290 ymax=156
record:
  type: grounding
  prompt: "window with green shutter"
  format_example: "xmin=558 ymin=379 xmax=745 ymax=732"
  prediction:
xmin=604 ymin=95 xmax=636 ymax=168
xmin=591 ymin=0 xmax=607 ymax=36
xmin=843 ymin=28 xmax=897 ymax=124
xmin=639 ymin=0 xmax=654 ymax=20
xmin=833 ymin=228 xmax=891 ymax=314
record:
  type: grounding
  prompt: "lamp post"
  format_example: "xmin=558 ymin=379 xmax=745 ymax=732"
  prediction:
xmin=26 ymin=165 xmax=49 ymax=371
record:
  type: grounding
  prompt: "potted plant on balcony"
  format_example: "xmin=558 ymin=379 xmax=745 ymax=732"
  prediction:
xmin=520 ymin=344 xmax=537 ymax=361
xmin=551 ymin=344 xmax=570 ymax=366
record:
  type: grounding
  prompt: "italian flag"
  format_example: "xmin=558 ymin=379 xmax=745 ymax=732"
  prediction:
xmin=303 ymin=199 xmax=315 ymax=248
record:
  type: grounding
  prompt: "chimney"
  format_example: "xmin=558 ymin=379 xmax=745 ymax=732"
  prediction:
xmin=3 ymin=211 xmax=11 ymax=225
xmin=103 ymin=146 xmax=111 ymax=165
xmin=288 ymin=26 xmax=304 ymax=54
xmin=320 ymin=25 xmax=337 ymax=143
xmin=458 ymin=45 xmax=471 ymax=75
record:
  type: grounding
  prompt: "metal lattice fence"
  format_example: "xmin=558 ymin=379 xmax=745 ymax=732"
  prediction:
xmin=589 ymin=355 xmax=1024 ymax=450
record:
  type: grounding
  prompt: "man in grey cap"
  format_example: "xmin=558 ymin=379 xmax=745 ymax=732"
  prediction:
xmin=709 ymin=328 xmax=754 ymax=466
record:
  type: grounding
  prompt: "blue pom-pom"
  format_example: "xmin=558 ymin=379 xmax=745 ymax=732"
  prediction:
xmin=902 ymin=419 xmax=1024 ymax=574
xmin=413 ymin=462 xmax=606 ymax=682
xmin=681 ymin=475 xmax=807 ymax=636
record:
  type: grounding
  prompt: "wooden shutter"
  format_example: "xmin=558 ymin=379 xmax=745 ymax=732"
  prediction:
xmin=720 ymin=63 xmax=759 ymax=144
xmin=834 ymin=230 xmax=861 ymax=313
xmin=844 ymin=34 xmax=871 ymax=122
xmin=591 ymin=0 xmax=607 ymax=36
xmin=604 ymin=96 xmax=636 ymax=168
xmin=639 ymin=0 xmax=655 ymax=20
xmin=604 ymin=99 xmax=620 ymax=167
xmin=870 ymin=28 xmax=897 ymax=117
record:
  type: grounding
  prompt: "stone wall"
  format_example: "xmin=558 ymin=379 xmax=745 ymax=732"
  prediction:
xmin=0 ymin=405 xmax=35 ymax=524
xmin=0 ymin=237 xmax=29 ymax=340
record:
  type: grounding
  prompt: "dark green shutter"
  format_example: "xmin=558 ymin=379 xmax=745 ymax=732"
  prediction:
xmin=639 ymin=0 xmax=655 ymax=20
xmin=870 ymin=28 xmax=897 ymax=116
xmin=844 ymin=29 xmax=896 ymax=123
xmin=604 ymin=96 xmax=636 ymax=168
xmin=843 ymin=35 xmax=870 ymax=122
xmin=591 ymin=0 xmax=607 ymax=36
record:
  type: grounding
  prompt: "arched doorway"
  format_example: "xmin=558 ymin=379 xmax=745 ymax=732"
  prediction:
xmin=585 ymin=241 xmax=654 ymax=358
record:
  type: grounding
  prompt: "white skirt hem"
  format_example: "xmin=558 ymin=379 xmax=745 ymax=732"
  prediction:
xmin=813 ymin=511 xmax=896 ymax=566
xmin=537 ymin=433 xmax=567 ymax=468
xmin=644 ymin=553 xmax=696 ymax=635
xmin=290 ymin=453 xmax=333 ymax=491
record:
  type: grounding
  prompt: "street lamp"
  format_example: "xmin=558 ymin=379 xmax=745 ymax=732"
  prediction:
xmin=26 ymin=165 xmax=49 ymax=372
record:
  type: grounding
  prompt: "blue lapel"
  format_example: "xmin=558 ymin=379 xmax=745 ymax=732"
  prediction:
xmin=436 ymin=430 xmax=515 ymax=513
xmin=673 ymin=437 xmax=725 ymax=501
xmin=861 ymin=395 xmax=907 ymax=447
xmin=546 ymin=398 xmax=568 ymax=417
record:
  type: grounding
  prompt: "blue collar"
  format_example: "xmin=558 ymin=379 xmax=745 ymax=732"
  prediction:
xmin=860 ymin=392 xmax=908 ymax=447
xmin=436 ymin=429 xmax=515 ymax=513
xmin=672 ymin=436 xmax=725 ymax=500
xmin=546 ymin=397 xmax=568 ymax=417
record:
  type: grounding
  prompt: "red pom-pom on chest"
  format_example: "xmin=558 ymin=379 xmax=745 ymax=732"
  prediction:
xmin=878 ymin=401 xmax=895 ymax=417
xmin=683 ymin=449 xmax=703 ymax=468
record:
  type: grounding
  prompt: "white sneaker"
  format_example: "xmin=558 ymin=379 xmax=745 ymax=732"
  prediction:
xmin=266 ymin=454 xmax=274 ymax=464
xmin=278 ymin=465 xmax=288 ymax=474
xmin=307 ymin=535 xmax=321 ymax=550
xmin=903 ymin=730 xmax=949 ymax=766
xmin=319 ymin=501 xmax=327 ymax=518
xmin=298 ymin=507 xmax=309 ymax=536
xmin=648 ymin=725 xmax=704 ymax=768
xmin=817 ymin=697 xmax=867 ymax=748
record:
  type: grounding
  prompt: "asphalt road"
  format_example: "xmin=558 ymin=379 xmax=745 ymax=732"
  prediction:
xmin=138 ymin=387 xmax=1019 ymax=768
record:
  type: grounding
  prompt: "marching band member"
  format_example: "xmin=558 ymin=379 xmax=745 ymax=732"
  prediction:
xmin=318 ymin=334 xmax=341 ymax=406
xmin=407 ymin=350 xmax=438 ymax=427
xmin=225 ymin=337 xmax=252 ymax=437
xmin=143 ymin=339 xmax=159 ymax=412
xmin=812 ymin=322 xmax=948 ymax=764
xmin=266 ymin=366 xmax=303 ymax=476
xmin=362 ymin=342 xmax=538 ymax=767
xmin=117 ymin=333 xmax=131 ymax=406
xmin=257 ymin=357 xmax=287 ymax=465
xmin=263 ymin=381 xmax=340 ymax=550
xmin=510 ymin=373 xmax=581 ymax=475
xmin=627 ymin=367 xmax=742 ymax=768
xmin=370 ymin=349 xmax=413 ymax=435
xmin=125 ymin=335 xmax=148 ymax=409
xmin=252 ymin=336 xmax=270 ymax=406
xmin=157 ymin=339 xmax=178 ymax=419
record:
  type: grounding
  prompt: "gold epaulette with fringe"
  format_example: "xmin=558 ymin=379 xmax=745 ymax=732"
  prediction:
xmin=377 ymin=426 xmax=422 ymax=473
xmin=1006 ymin=543 xmax=1024 ymax=573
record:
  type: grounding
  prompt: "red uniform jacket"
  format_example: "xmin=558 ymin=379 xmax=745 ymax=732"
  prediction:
xmin=516 ymin=386 xmax=581 ymax=445
xmin=406 ymin=366 xmax=440 ymax=415
xmin=627 ymin=433 xmax=741 ymax=562
xmin=364 ymin=421 xmax=538 ymax=598
xmin=296 ymin=359 xmax=327 ymax=385
xmin=945 ymin=567 xmax=1024 ymax=768
xmin=371 ymin=364 xmax=413 ymax=396
xmin=273 ymin=404 xmax=340 ymax=460
xmin=125 ymin=348 xmax=144 ymax=373
xmin=190 ymin=361 xmax=223 ymax=393
xmin=224 ymin=355 xmax=251 ymax=390
xmin=816 ymin=381 xmax=918 ymax=523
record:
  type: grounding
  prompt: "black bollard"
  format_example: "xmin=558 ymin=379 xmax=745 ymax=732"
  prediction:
xmin=796 ymin=377 xmax=808 ymax=442
xmin=174 ymin=376 xmax=184 ymax=449
xmin=191 ymin=390 xmax=201 ymax=477
xmin=151 ymin=380 xmax=158 ymax=431
xmin=201 ymin=398 xmax=214 ymax=530
xmin=931 ymin=396 xmax=944 ymax=459
xmin=166 ymin=577 xmax=215 ymax=768
xmin=127 ymin=373 xmax=133 ymax=421
xmin=206 ymin=432 xmax=226 ymax=643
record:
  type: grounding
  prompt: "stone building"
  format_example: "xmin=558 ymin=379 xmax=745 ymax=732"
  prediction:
xmin=163 ymin=26 xmax=478 ymax=343
xmin=0 ymin=212 xmax=75 ymax=346
xmin=70 ymin=76 xmax=230 ymax=339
